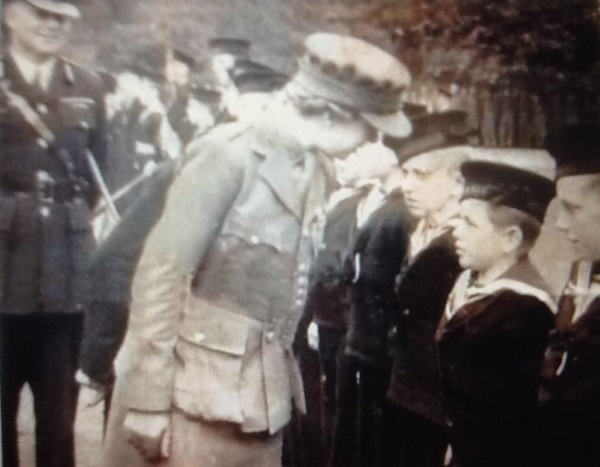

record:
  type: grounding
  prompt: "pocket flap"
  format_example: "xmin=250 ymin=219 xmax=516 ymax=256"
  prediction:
xmin=0 ymin=196 xmax=17 ymax=230
xmin=179 ymin=299 xmax=250 ymax=356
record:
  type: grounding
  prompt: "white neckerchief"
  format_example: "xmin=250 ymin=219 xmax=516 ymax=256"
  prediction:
xmin=10 ymin=50 xmax=56 ymax=91
xmin=564 ymin=261 xmax=600 ymax=323
xmin=355 ymin=181 xmax=386 ymax=228
xmin=409 ymin=210 xmax=456 ymax=260
xmin=445 ymin=269 xmax=558 ymax=321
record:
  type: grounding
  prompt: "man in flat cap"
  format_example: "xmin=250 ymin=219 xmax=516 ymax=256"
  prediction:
xmin=540 ymin=123 xmax=600 ymax=467
xmin=437 ymin=155 xmax=556 ymax=467
xmin=385 ymin=112 xmax=473 ymax=467
xmin=0 ymin=0 xmax=107 ymax=466
xmin=102 ymin=32 xmax=411 ymax=467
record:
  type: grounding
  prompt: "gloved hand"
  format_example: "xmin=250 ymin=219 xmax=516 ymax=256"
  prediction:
xmin=124 ymin=410 xmax=171 ymax=461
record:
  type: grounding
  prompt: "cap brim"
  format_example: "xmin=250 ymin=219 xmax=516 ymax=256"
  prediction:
xmin=26 ymin=0 xmax=81 ymax=18
xmin=362 ymin=109 xmax=412 ymax=138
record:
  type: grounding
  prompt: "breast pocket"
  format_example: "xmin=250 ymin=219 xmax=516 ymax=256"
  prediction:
xmin=58 ymin=97 xmax=97 ymax=130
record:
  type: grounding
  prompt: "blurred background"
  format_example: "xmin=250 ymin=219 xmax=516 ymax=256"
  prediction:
xmin=64 ymin=0 xmax=600 ymax=148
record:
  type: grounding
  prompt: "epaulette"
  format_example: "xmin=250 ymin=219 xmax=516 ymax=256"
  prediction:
xmin=60 ymin=58 xmax=75 ymax=84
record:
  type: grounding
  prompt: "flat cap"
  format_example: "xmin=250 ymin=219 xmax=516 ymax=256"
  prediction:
xmin=544 ymin=123 xmax=600 ymax=178
xmin=24 ymin=0 xmax=80 ymax=18
xmin=461 ymin=160 xmax=556 ymax=222
xmin=391 ymin=110 xmax=475 ymax=163
xmin=287 ymin=32 xmax=412 ymax=138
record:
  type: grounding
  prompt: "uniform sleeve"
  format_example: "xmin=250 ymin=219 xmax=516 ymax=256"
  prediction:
xmin=121 ymin=142 xmax=246 ymax=411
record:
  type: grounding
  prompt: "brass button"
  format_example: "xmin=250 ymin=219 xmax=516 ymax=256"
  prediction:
xmin=36 ymin=103 xmax=48 ymax=114
xmin=39 ymin=206 xmax=50 ymax=218
xmin=265 ymin=331 xmax=275 ymax=343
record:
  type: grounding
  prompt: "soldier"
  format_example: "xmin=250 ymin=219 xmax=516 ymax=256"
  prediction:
xmin=102 ymin=32 xmax=412 ymax=467
xmin=540 ymin=123 xmax=600 ymax=467
xmin=0 ymin=1 xmax=107 ymax=466
xmin=386 ymin=113 xmax=473 ymax=467
xmin=437 ymin=156 xmax=556 ymax=467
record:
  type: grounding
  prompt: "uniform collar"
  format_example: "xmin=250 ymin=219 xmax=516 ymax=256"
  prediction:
xmin=445 ymin=257 xmax=557 ymax=321
xmin=250 ymin=122 xmax=333 ymax=220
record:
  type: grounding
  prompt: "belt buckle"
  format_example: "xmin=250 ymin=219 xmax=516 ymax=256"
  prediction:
xmin=35 ymin=170 xmax=55 ymax=204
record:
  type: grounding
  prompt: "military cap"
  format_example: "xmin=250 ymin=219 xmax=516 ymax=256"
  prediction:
xmin=544 ymin=123 xmax=600 ymax=178
xmin=209 ymin=38 xmax=251 ymax=58
xmin=287 ymin=32 xmax=412 ymax=138
xmin=460 ymin=159 xmax=556 ymax=222
xmin=232 ymin=70 xmax=288 ymax=95
xmin=190 ymin=83 xmax=222 ymax=105
xmin=172 ymin=48 xmax=196 ymax=69
xmin=389 ymin=110 xmax=475 ymax=163
xmin=23 ymin=0 xmax=80 ymax=18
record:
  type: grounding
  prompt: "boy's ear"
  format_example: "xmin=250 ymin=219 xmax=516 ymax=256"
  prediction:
xmin=502 ymin=225 xmax=524 ymax=254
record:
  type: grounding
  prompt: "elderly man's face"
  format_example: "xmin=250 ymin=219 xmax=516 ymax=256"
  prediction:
xmin=400 ymin=152 xmax=459 ymax=219
xmin=6 ymin=2 xmax=72 ymax=59
xmin=556 ymin=174 xmax=600 ymax=261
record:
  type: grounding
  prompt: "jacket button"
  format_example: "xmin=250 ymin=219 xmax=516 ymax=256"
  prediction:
xmin=295 ymin=299 xmax=303 ymax=306
xmin=265 ymin=331 xmax=275 ymax=343
xmin=39 ymin=206 xmax=50 ymax=217
xmin=36 ymin=103 xmax=48 ymax=114
xmin=403 ymin=309 xmax=410 ymax=316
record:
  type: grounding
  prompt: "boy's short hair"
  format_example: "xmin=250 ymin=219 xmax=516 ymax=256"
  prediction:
xmin=485 ymin=202 xmax=543 ymax=253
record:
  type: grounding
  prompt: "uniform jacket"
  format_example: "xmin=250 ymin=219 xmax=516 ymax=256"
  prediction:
xmin=387 ymin=229 xmax=462 ymax=424
xmin=117 ymin=121 xmax=334 ymax=434
xmin=344 ymin=189 xmax=413 ymax=366
xmin=0 ymin=54 xmax=107 ymax=314
xmin=542 ymin=261 xmax=600 ymax=419
xmin=436 ymin=259 xmax=555 ymax=467
xmin=307 ymin=191 xmax=364 ymax=332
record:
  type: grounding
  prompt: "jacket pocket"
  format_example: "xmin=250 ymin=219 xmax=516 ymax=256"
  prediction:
xmin=173 ymin=298 xmax=252 ymax=423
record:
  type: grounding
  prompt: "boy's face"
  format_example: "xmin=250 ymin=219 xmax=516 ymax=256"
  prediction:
xmin=453 ymin=199 xmax=506 ymax=273
xmin=556 ymin=174 xmax=600 ymax=261
xmin=400 ymin=152 xmax=458 ymax=219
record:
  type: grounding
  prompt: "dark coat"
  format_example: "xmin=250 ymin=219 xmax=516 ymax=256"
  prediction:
xmin=538 ymin=263 xmax=600 ymax=467
xmin=387 ymin=229 xmax=462 ymax=424
xmin=307 ymin=191 xmax=364 ymax=332
xmin=542 ymin=288 xmax=600 ymax=417
xmin=0 ymin=55 xmax=107 ymax=314
xmin=437 ymin=262 xmax=554 ymax=467
xmin=344 ymin=189 xmax=413 ymax=366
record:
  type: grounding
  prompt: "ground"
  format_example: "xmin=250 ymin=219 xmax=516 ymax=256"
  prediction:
xmin=18 ymin=386 xmax=104 ymax=467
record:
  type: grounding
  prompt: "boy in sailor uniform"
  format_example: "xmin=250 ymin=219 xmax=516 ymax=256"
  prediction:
xmin=436 ymin=157 xmax=557 ymax=467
